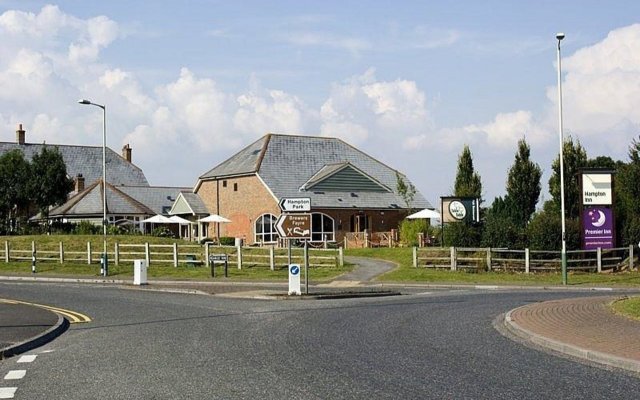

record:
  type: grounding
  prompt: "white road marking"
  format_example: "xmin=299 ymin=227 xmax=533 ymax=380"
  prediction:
xmin=0 ymin=387 xmax=17 ymax=399
xmin=3 ymin=371 xmax=26 ymax=380
xmin=40 ymin=350 xmax=55 ymax=354
xmin=17 ymin=355 xmax=36 ymax=363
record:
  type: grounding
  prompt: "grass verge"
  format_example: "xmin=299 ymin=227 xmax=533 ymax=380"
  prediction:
xmin=345 ymin=247 xmax=640 ymax=286
xmin=611 ymin=297 xmax=640 ymax=320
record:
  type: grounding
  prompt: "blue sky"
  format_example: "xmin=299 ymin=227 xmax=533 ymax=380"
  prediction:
xmin=2 ymin=1 xmax=640 ymax=208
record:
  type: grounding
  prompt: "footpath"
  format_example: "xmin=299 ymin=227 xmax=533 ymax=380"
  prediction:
xmin=1 ymin=257 xmax=640 ymax=375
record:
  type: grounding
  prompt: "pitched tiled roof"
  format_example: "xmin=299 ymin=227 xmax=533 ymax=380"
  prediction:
xmin=0 ymin=142 xmax=148 ymax=186
xmin=49 ymin=182 xmax=188 ymax=217
xmin=199 ymin=134 xmax=431 ymax=210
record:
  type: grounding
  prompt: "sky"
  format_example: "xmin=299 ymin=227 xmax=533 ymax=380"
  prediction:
xmin=2 ymin=1 xmax=640 ymax=209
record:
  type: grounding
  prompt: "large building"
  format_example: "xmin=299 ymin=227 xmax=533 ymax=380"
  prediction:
xmin=190 ymin=133 xmax=431 ymax=246
xmin=1 ymin=124 xmax=185 ymax=232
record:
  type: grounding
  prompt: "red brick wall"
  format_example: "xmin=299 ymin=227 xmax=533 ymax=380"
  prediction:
xmin=197 ymin=175 xmax=279 ymax=244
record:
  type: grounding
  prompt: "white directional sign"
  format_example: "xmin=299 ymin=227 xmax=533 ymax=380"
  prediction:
xmin=279 ymin=197 xmax=311 ymax=212
xmin=288 ymin=264 xmax=301 ymax=295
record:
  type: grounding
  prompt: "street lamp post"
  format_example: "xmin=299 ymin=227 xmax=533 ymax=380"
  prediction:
xmin=556 ymin=33 xmax=568 ymax=285
xmin=78 ymin=99 xmax=108 ymax=277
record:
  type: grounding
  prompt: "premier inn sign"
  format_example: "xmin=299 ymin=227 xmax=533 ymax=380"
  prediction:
xmin=582 ymin=173 xmax=612 ymax=205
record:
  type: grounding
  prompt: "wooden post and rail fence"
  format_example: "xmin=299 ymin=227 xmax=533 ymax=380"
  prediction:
xmin=0 ymin=240 xmax=344 ymax=270
xmin=412 ymin=245 xmax=637 ymax=273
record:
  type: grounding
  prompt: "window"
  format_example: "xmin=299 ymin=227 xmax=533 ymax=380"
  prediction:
xmin=311 ymin=213 xmax=335 ymax=242
xmin=222 ymin=180 xmax=227 ymax=188
xmin=233 ymin=183 xmax=238 ymax=191
xmin=255 ymin=214 xmax=278 ymax=243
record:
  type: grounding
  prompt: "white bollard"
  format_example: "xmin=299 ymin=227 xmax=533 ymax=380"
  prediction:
xmin=133 ymin=259 xmax=148 ymax=285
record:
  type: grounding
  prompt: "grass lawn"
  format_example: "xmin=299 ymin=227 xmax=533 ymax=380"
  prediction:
xmin=611 ymin=297 xmax=640 ymax=320
xmin=345 ymin=247 xmax=640 ymax=287
xmin=0 ymin=234 xmax=352 ymax=282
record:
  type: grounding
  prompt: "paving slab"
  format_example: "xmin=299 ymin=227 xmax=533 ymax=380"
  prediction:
xmin=504 ymin=296 xmax=640 ymax=373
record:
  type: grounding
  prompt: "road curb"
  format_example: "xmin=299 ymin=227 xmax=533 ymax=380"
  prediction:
xmin=0 ymin=313 xmax=69 ymax=360
xmin=503 ymin=305 xmax=640 ymax=374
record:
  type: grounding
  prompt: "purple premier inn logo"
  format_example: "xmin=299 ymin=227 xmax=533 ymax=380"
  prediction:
xmin=582 ymin=207 xmax=614 ymax=250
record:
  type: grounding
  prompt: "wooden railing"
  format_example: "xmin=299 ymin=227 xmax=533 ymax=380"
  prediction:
xmin=413 ymin=246 xmax=637 ymax=273
xmin=0 ymin=240 xmax=344 ymax=270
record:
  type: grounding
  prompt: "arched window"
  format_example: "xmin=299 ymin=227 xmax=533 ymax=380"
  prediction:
xmin=255 ymin=213 xmax=278 ymax=243
xmin=311 ymin=213 xmax=335 ymax=242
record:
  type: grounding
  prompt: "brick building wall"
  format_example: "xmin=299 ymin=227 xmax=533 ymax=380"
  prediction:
xmin=197 ymin=175 xmax=279 ymax=244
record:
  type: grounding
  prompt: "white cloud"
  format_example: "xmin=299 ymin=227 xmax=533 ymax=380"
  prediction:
xmin=319 ymin=68 xmax=433 ymax=145
xmin=547 ymin=24 xmax=640 ymax=147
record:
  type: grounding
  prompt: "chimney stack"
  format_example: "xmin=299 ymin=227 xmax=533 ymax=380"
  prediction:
xmin=122 ymin=144 xmax=132 ymax=162
xmin=75 ymin=174 xmax=85 ymax=192
xmin=16 ymin=124 xmax=25 ymax=145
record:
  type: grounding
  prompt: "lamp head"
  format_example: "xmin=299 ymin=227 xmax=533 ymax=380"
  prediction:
xmin=556 ymin=32 xmax=565 ymax=41
xmin=78 ymin=99 xmax=91 ymax=105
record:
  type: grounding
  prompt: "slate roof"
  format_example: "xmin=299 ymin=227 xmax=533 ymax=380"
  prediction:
xmin=0 ymin=142 xmax=148 ymax=186
xmin=199 ymin=134 xmax=431 ymax=210
xmin=49 ymin=181 xmax=188 ymax=217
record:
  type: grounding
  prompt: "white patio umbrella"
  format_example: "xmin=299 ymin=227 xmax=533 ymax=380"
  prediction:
xmin=406 ymin=209 xmax=441 ymax=219
xmin=197 ymin=214 xmax=231 ymax=223
xmin=141 ymin=214 xmax=174 ymax=223
xmin=168 ymin=215 xmax=193 ymax=224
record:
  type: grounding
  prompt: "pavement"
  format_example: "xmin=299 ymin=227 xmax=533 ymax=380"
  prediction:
xmin=503 ymin=295 xmax=640 ymax=374
xmin=1 ymin=258 xmax=640 ymax=375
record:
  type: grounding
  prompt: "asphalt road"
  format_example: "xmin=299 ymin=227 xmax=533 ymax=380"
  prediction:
xmin=0 ymin=282 xmax=638 ymax=399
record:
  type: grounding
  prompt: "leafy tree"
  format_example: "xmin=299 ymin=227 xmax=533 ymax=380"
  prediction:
xmin=548 ymin=136 xmax=587 ymax=219
xmin=527 ymin=201 xmax=581 ymax=251
xmin=506 ymin=139 xmax=541 ymax=228
xmin=481 ymin=196 xmax=521 ymax=248
xmin=0 ymin=150 xmax=31 ymax=232
xmin=395 ymin=171 xmax=416 ymax=211
xmin=446 ymin=145 xmax=483 ymax=246
xmin=454 ymin=145 xmax=482 ymax=200
xmin=29 ymin=146 xmax=73 ymax=218
xmin=616 ymin=137 xmax=640 ymax=245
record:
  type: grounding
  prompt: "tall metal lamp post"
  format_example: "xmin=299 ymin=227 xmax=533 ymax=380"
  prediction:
xmin=78 ymin=99 xmax=108 ymax=277
xmin=556 ymin=33 xmax=568 ymax=285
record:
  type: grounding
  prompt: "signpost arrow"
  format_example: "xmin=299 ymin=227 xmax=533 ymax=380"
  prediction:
xmin=276 ymin=213 xmax=311 ymax=239
xmin=279 ymin=197 xmax=311 ymax=212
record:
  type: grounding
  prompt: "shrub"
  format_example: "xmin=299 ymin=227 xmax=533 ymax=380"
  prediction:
xmin=219 ymin=236 xmax=235 ymax=246
xmin=73 ymin=220 xmax=100 ymax=235
xmin=399 ymin=219 xmax=429 ymax=247
xmin=151 ymin=226 xmax=174 ymax=238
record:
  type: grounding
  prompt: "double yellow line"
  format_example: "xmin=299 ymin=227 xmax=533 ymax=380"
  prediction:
xmin=0 ymin=299 xmax=91 ymax=324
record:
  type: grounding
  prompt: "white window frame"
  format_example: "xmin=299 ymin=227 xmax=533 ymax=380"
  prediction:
xmin=255 ymin=213 xmax=278 ymax=244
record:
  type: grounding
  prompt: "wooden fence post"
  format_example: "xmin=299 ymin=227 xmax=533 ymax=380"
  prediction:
xmin=486 ymin=248 xmax=492 ymax=271
xmin=413 ymin=247 xmax=418 ymax=268
xmin=237 ymin=244 xmax=242 ymax=269
xmin=338 ymin=247 xmax=344 ymax=267
xmin=5 ymin=241 xmax=9 ymax=262
xmin=145 ymin=242 xmax=150 ymax=266
xmin=114 ymin=242 xmax=119 ymax=266
xmin=173 ymin=243 xmax=178 ymax=267
xmin=270 ymin=246 xmax=275 ymax=271
xmin=630 ymin=245 xmax=635 ymax=271
xmin=525 ymin=248 xmax=530 ymax=274
xmin=59 ymin=242 xmax=64 ymax=264
xmin=597 ymin=247 xmax=602 ymax=273
xmin=205 ymin=243 xmax=210 ymax=267
xmin=87 ymin=241 xmax=91 ymax=264
xmin=450 ymin=247 xmax=456 ymax=271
